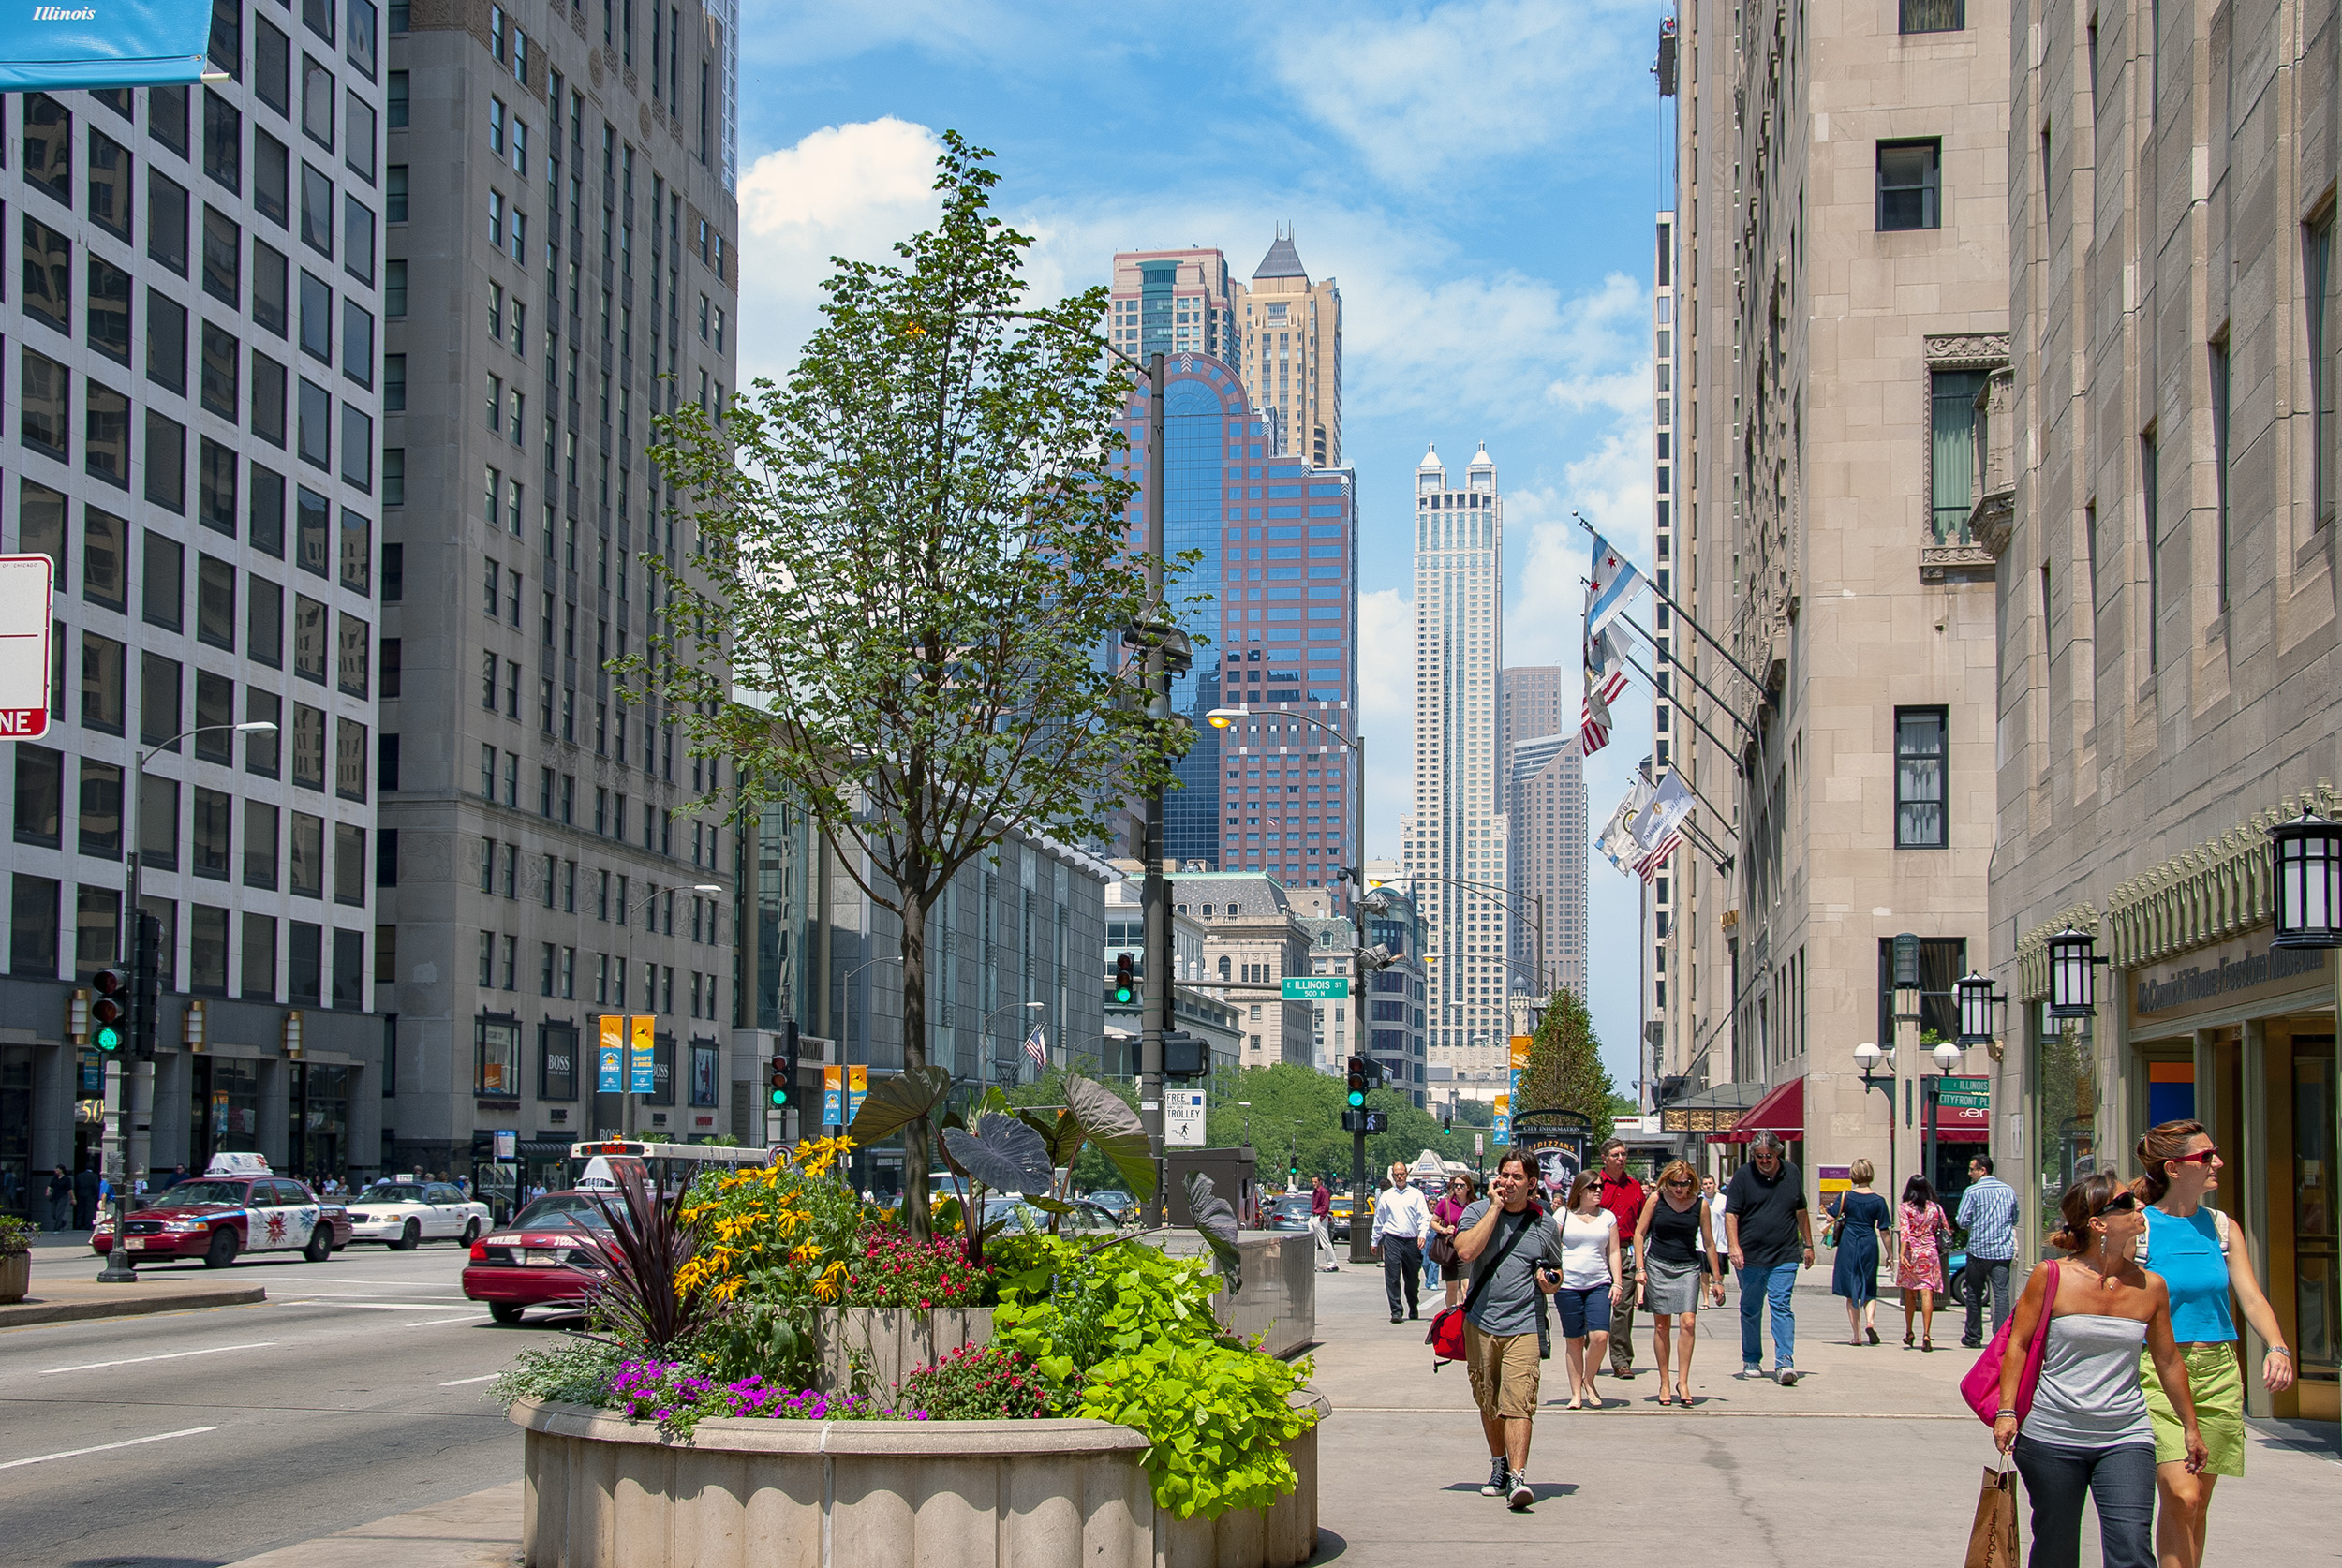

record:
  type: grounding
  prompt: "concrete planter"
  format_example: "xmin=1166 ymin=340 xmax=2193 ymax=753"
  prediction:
xmin=511 ymin=1391 xmax=1322 ymax=1568
xmin=0 ymin=1251 xmax=27 ymax=1304
xmin=810 ymin=1306 xmax=992 ymax=1395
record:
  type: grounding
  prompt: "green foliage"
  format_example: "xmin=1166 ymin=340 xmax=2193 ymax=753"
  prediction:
xmin=489 ymin=1335 xmax=629 ymax=1412
xmin=986 ymin=1234 xmax=1228 ymax=1397
xmin=1006 ymin=1070 xmax=1135 ymax=1195
xmin=1519 ymin=987 xmax=1618 ymax=1146
xmin=0 ymin=1214 xmax=34 ymax=1256
xmin=1448 ymin=1097 xmax=1496 ymax=1128
xmin=1200 ymin=1063 xmax=1448 ymax=1184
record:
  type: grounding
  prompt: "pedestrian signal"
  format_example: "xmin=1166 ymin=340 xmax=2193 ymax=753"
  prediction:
xmin=90 ymin=969 xmax=126 ymax=1052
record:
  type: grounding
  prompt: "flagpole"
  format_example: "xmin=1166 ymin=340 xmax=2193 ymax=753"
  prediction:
xmin=1615 ymin=640 xmax=1753 ymax=780
xmin=1575 ymin=514 xmax=1770 ymax=695
xmin=1616 ymin=608 xmax=1761 ymax=746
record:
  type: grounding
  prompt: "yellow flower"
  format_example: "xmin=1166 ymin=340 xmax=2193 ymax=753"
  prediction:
xmin=789 ymin=1242 xmax=820 ymax=1265
xmin=812 ymin=1260 xmax=849 ymax=1302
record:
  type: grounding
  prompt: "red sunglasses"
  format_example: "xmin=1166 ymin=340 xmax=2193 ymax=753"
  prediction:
xmin=2169 ymin=1146 xmax=2219 ymax=1166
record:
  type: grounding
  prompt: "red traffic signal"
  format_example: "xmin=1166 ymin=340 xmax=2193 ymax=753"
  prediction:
xmin=90 ymin=968 xmax=126 ymax=1050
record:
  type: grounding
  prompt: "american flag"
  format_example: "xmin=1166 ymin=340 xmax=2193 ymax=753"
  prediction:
xmin=1023 ymin=1023 xmax=1047 ymax=1069
xmin=1580 ymin=621 xmax=1629 ymax=755
xmin=1638 ymin=832 xmax=1682 ymax=881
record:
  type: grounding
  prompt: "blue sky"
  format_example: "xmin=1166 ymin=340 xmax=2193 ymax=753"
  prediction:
xmin=735 ymin=0 xmax=1671 ymax=1091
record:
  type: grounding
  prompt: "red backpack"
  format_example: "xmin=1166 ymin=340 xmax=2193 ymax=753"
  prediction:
xmin=1426 ymin=1204 xmax=1544 ymax=1368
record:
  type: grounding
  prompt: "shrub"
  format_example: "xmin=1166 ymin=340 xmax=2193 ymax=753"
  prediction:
xmin=0 ymin=1214 xmax=35 ymax=1256
xmin=895 ymin=1344 xmax=1053 ymax=1420
xmin=608 ymin=1357 xmax=899 ymax=1437
xmin=489 ymin=1335 xmax=630 ymax=1412
xmin=842 ymin=1226 xmax=991 ymax=1309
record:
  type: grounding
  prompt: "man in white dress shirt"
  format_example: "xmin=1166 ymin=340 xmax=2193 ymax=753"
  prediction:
xmin=1371 ymin=1161 xmax=1433 ymax=1322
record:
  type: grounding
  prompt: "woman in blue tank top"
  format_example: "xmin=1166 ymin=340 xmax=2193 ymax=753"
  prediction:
xmin=2131 ymin=1119 xmax=2294 ymax=1568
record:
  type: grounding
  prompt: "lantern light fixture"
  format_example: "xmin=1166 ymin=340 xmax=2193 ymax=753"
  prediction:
xmin=2045 ymin=925 xmax=2104 ymax=1019
xmin=2270 ymin=807 xmax=2342 ymax=950
xmin=1955 ymin=970 xmax=2008 ymax=1046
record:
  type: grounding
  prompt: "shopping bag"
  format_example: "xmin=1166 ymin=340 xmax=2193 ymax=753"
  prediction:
xmin=1964 ymin=1459 xmax=2020 ymax=1568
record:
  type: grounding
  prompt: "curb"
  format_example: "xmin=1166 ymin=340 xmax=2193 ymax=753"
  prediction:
xmin=0 ymin=1285 xmax=267 ymax=1327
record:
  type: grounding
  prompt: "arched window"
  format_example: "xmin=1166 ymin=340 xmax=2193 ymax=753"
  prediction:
xmin=1217 ymin=955 xmax=1231 ymax=980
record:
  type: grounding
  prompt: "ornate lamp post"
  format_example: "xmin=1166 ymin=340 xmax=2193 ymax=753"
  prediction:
xmin=2270 ymin=808 xmax=2342 ymax=949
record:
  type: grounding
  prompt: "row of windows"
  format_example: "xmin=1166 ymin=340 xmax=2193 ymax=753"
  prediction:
xmin=468 ymin=844 xmax=719 ymax=938
xmin=469 ymin=738 xmax=700 ymax=858
xmin=19 ymin=472 xmax=370 ymax=601
xmin=9 ymin=874 xmax=363 ymax=1005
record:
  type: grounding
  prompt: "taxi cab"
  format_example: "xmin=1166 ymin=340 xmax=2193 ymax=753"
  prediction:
xmin=344 ymin=1177 xmax=494 ymax=1249
xmin=462 ymin=1190 xmax=615 ymax=1324
xmin=96 ymin=1153 xmax=352 ymax=1267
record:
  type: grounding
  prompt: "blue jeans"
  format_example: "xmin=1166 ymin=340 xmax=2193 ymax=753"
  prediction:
xmin=2010 ymin=1438 xmax=2155 ymax=1568
xmin=1736 ymin=1260 xmax=1799 ymax=1368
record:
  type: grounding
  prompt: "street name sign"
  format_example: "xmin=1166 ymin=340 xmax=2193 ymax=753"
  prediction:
xmin=1282 ymin=977 xmax=1348 ymax=1001
xmin=1940 ymin=1076 xmax=1991 ymax=1092
xmin=0 ymin=555 xmax=53 ymax=737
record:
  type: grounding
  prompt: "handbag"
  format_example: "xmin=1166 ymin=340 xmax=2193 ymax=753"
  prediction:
xmin=1428 ymin=1205 xmax=1460 ymax=1268
xmin=1959 ymin=1260 xmax=2060 ymax=1426
xmin=1963 ymin=1456 xmax=2021 ymax=1568
xmin=1426 ymin=1203 xmax=1544 ymax=1368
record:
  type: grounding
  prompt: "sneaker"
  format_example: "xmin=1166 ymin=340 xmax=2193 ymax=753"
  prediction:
xmin=1507 ymin=1473 xmax=1534 ymax=1510
xmin=1775 ymin=1367 xmax=1799 ymax=1387
xmin=1481 ymin=1457 xmax=1511 ymax=1498
xmin=1737 ymin=1365 xmax=1761 ymax=1380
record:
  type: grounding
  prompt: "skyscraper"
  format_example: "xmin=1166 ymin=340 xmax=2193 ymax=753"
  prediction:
xmin=378 ymin=1 xmax=741 ymax=1185
xmin=1106 ymin=249 xmax=1239 ymax=363
xmin=1235 ymin=228 xmax=1341 ymax=466
xmin=1402 ymin=442 xmax=1508 ymax=1094
xmin=1504 ymin=723 xmax=1587 ymax=1003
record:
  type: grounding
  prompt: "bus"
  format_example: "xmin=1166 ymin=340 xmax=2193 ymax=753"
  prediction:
xmin=565 ymin=1140 xmax=778 ymax=1200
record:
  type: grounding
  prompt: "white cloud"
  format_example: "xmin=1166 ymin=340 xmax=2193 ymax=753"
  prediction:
xmin=734 ymin=118 xmax=946 ymax=387
xmin=1275 ymin=0 xmax=1646 ymax=186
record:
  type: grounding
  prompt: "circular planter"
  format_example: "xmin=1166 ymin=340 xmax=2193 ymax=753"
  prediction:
xmin=810 ymin=1306 xmax=992 ymax=1396
xmin=0 ymin=1251 xmax=28 ymax=1305
xmin=511 ymin=1391 xmax=1322 ymax=1568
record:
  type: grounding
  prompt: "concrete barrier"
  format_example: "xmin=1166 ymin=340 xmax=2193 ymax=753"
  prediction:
xmin=1146 ymin=1233 xmax=1315 ymax=1359
xmin=511 ymin=1392 xmax=1322 ymax=1568
xmin=810 ymin=1306 xmax=992 ymax=1396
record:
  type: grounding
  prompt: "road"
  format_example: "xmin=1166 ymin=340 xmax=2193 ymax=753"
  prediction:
xmin=1 ymin=1237 xmax=551 ymax=1568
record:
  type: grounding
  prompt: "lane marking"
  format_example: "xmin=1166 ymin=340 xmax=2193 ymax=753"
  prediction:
xmin=271 ymin=1299 xmax=476 ymax=1310
xmin=401 ymin=1315 xmax=493 ymax=1328
xmin=0 ymin=1426 xmax=218 ymax=1470
xmin=439 ymin=1373 xmax=501 ymax=1386
xmin=39 ymin=1341 xmax=277 ymax=1375
xmin=1332 ymin=1405 xmax=1968 ymax=1420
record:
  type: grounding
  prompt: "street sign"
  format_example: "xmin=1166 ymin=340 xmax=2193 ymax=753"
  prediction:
xmin=1475 ymin=1132 xmax=1485 ymax=1155
xmin=0 ymin=554 xmax=54 ymax=738
xmin=1940 ymin=1075 xmax=1991 ymax=1093
xmin=1282 ymin=977 xmax=1348 ymax=1001
xmin=1938 ymin=1092 xmax=1991 ymax=1109
xmin=1166 ymin=1089 xmax=1207 ymax=1146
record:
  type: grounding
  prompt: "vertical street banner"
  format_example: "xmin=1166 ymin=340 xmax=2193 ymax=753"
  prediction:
xmin=1508 ymin=1035 xmax=1531 ymax=1113
xmin=0 ymin=0 xmax=216 ymax=91
xmin=629 ymin=1014 xmax=654 ymax=1095
xmin=847 ymin=1065 xmax=867 ymax=1124
xmin=0 ymin=555 xmax=54 ymax=737
xmin=1492 ymin=1094 xmax=1510 ymax=1145
xmin=596 ymin=1016 xmax=624 ymax=1093
xmin=822 ymin=1066 xmax=843 ymax=1128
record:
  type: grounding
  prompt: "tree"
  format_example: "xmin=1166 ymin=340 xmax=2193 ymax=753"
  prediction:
xmin=1519 ymin=988 xmax=1620 ymax=1146
xmin=637 ymin=135 xmax=1191 ymax=1238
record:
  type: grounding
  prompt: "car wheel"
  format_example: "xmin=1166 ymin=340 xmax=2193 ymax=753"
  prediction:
xmin=203 ymin=1228 xmax=239 ymax=1269
xmin=489 ymin=1302 xmax=524 ymax=1325
xmin=394 ymin=1219 xmax=421 ymax=1251
xmin=1946 ymin=1270 xmax=1969 ymax=1308
xmin=304 ymin=1225 xmax=332 ymax=1263
xmin=460 ymin=1218 xmax=482 ymax=1246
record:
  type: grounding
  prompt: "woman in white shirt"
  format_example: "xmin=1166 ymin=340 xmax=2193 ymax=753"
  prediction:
xmin=1549 ymin=1172 xmax=1625 ymax=1410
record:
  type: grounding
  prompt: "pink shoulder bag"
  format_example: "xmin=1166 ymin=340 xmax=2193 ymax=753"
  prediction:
xmin=1960 ymin=1261 xmax=2059 ymax=1427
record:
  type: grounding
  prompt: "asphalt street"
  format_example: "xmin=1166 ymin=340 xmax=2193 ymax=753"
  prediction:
xmin=1 ymin=1237 xmax=544 ymax=1568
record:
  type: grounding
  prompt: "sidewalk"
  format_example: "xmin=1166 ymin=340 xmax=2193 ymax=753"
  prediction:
xmin=227 ymin=1482 xmax=521 ymax=1568
xmin=0 ymin=1271 xmax=266 ymax=1327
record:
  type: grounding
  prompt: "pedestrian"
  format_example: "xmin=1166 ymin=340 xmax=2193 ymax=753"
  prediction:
xmin=1994 ymin=1172 xmax=2205 ymax=1568
xmin=1371 ymin=1161 xmax=1431 ymax=1322
xmin=1635 ymin=1158 xmax=1726 ymax=1405
xmin=1451 ymin=1150 xmax=1564 ymax=1510
xmin=72 ymin=1162 xmax=99 ymax=1230
xmin=1431 ymin=1174 xmax=1474 ymax=1308
xmin=1892 ymin=1174 xmax=1950 ymax=1351
xmin=1828 ymin=1159 xmax=1891 ymax=1345
xmin=44 ymin=1165 xmax=71 ymax=1231
xmin=1593 ymin=1138 xmax=1646 ymax=1378
xmin=1310 ymin=1176 xmax=1338 ymax=1272
xmin=2129 ymin=1119 xmax=2292 ymax=1568
xmin=1723 ymin=1131 xmax=1813 ymax=1384
xmin=1554 ymin=1172 xmax=1623 ymax=1410
xmin=161 ymin=1162 xmax=189 ymax=1191
xmin=1956 ymin=1152 xmax=2021 ymax=1347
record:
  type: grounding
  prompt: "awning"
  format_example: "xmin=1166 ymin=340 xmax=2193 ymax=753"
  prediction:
xmin=1657 ymin=1080 xmax=1764 ymax=1135
xmin=1925 ymin=1101 xmax=1990 ymax=1143
xmin=1716 ymin=1076 xmax=1803 ymax=1144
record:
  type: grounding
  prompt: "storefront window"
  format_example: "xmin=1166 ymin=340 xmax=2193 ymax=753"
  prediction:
xmin=475 ymin=1015 xmax=520 ymax=1097
xmin=2295 ymin=1038 xmax=2337 ymax=1387
xmin=2034 ymin=1015 xmax=2097 ymax=1257
xmin=290 ymin=1061 xmax=348 ymax=1181
xmin=197 ymin=1056 xmax=263 ymax=1159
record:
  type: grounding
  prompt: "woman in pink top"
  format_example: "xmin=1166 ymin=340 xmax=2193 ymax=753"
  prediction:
xmin=1430 ymin=1175 xmax=1474 ymax=1308
xmin=1891 ymin=1174 xmax=1950 ymax=1351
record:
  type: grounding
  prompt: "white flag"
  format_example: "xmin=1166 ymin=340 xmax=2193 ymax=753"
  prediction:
xmin=1596 ymin=777 xmax=1655 ymax=878
xmin=1631 ymin=770 xmax=1695 ymax=853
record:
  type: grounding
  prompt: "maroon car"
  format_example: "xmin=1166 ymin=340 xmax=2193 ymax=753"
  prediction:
xmin=462 ymin=1191 xmax=614 ymax=1324
xmin=96 ymin=1174 xmax=352 ymax=1267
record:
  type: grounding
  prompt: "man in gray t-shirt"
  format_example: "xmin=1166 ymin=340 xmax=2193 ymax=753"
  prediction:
xmin=1452 ymin=1152 xmax=1564 ymax=1510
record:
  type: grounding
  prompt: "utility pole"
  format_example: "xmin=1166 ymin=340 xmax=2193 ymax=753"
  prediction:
xmin=1138 ymin=351 xmax=1170 ymax=1230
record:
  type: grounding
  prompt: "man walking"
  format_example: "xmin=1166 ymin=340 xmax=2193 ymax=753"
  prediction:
xmin=1954 ymin=1153 xmax=2018 ymax=1347
xmin=71 ymin=1162 xmax=99 ymax=1231
xmin=1594 ymin=1139 xmax=1646 ymax=1376
xmin=45 ymin=1164 xmax=72 ymax=1231
xmin=1310 ymin=1176 xmax=1338 ymax=1272
xmin=1452 ymin=1151 xmax=1564 ymax=1511
xmin=1723 ymin=1132 xmax=1813 ymax=1385
xmin=1371 ymin=1161 xmax=1431 ymax=1322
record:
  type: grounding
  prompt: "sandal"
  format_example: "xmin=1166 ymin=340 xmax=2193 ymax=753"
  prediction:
xmin=1904 ymin=1330 xmax=1916 ymax=1348
xmin=1867 ymin=1327 xmax=1880 ymax=1345
xmin=1922 ymin=1338 xmax=1934 ymax=1353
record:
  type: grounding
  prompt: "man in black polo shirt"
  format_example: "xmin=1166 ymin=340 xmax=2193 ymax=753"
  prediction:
xmin=1723 ymin=1131 xmax=1813 ymax=1385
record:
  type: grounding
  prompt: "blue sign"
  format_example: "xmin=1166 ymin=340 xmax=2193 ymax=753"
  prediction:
xmin=0 ymin=1 xmax=214 ymax=92
xmin=597 ymin=1043 xmax=623 ymax=1094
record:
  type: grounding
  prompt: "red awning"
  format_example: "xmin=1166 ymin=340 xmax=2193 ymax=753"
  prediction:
xmin=1715 ymin=1076 xmax=1803 ymax=1143
xmin=1927 ymin=1101 xmax=1990 ymax=1143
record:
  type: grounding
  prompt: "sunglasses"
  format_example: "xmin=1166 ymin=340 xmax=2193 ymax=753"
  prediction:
xmin=2095 ymin=1191 xmax=2142 ymax=1215
xmin=2169 ymin=1146 xmax=2219 ymax=1166
xmin=1666 ymin=1179 xmax=1695 ymax=1190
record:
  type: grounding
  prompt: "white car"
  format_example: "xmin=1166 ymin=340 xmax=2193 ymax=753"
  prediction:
xmin=344 ymin=1180 xmax=493 ymax=1249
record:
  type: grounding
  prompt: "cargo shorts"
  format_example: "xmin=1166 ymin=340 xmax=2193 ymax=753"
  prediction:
xmin=1463 ymin=1322 xmax=1541 ymax=1419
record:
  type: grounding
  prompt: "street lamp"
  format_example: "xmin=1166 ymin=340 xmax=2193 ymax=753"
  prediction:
xmin=99 ymin=718 xmax=277 ymax=1283
xmin=1955 ymin=970 xmax=2008 ymax=1048
xmin=1378 ymin=869 xmax=1549 ymax=1005
xmin=2044 ymin=925 xmax=2104 ymax=1019
xmin=1854 ymin=1039 xmax=1897 ymax=1204
xmin=2270 ymin=806 xmax=2342 ymax=949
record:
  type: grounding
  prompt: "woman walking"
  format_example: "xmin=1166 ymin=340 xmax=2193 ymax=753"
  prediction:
xmin=1634 ymin=1159 xmax=1725 ymax=1406
xmin=1994 ymin=1173 xmax=2204 ymax=1568
xmin=2130 ymin=1120 xmax=2292 ymax=1568
xmin=1431 ymin=1174 xmax=1474 ymax=1309
xmin=1552 ymin=1172 xmax=1624 ymax=1410
xmin=1892 ymin=1175 xmax=1949 ymax=1350
xmin=1830 ymin=1160 xmax=1891 ymax=1345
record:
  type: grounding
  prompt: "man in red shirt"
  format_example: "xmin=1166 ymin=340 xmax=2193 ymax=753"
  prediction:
xmin=1594 ymin=1139 xmax=1647 ymax=1377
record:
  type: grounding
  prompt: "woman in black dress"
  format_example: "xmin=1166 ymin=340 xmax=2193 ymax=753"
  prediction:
xmin=1830 ymin=1158 xmax=1891 ymax=1345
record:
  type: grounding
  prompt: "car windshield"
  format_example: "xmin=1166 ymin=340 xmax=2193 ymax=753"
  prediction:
xmin=512 ymin=1194 xmax=614 ymax=1230
xmin=359 ymin=1183 xmax=428 ymax=1203
xmin=151 ymin=1181 xmax=251 ymax=1206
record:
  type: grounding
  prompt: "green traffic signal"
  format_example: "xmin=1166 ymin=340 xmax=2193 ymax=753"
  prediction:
xmin=94 ymin=1023 xmax=124 ymax=1051
xmin=769 ymin=1087 xmax=789 ymax=1107
xmin=1346 ymin=1088 xmax=1365 ymax=1108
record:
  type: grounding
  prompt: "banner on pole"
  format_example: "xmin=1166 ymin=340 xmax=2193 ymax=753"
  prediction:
xmin=596 ymin=1015 xmax=624 ymax=1093
xmin=629 ymin=1014 xmax=655 ymax=1094
xmin=0 ymin=1 xmax=216 ymax=92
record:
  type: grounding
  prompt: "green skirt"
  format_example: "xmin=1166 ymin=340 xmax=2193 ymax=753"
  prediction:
xmin=2139 ymin=1341 xmax=2246 ymax=1477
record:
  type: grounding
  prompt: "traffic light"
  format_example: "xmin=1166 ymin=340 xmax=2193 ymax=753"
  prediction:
xmin=130 ymin=911 xmax=162 ymax=1059
xmin=769 ymin=1020 xmax=800 ymax=1110
xmin=90 ymin=968 xmax=126 ymax=1052
xmin=1441 ymin=1106 xmax=1454 ymax=1135
xmin=1345 ymin=1055 xmax=1368 ymax=1108
xmin=1111 ymin=952 xmax=1136 ymax=1007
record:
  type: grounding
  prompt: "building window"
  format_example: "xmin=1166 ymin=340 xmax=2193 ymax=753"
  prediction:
xmin=1900 ymin=0 xmax=1965 ymax=31
xmin=1876 ymin=140 xmax=1942 ymax=231
xmin=2310 ymin=214 xmax=2335 ymax=525
xmin=2142 ymin=431 xmax=2162 ymax=670
xmin=1893 ymin=707 xmax=1949 ymax=849
xmin=1929 ymin=369 xmax=1987 ymax=544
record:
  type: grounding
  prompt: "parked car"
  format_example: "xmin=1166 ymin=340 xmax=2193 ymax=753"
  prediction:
xmin=95 ymin=1158 xmax=350 ymax=1267
xmin=980 ymin=1198 xmax=1119 ymax=1237
xmin=1944 ymin=1246 xmax=1971 ymax=1307
xmin=344 ymin=1179 xmax=495 ymax=1250
xmin=1327 ymin=1191 xmax=1359 ymax=1241
xmin=1265 ymin=1193 xmax=1316 ymax=1234
xmin=461 ymin=1191 xmax=614 ymax=1325
xmin=1085 ymin=1190 xmax=1137 ymax=1224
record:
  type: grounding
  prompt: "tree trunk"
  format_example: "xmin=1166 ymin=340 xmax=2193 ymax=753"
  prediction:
xmin=897 ymin=889 xmax=933 ymax=1242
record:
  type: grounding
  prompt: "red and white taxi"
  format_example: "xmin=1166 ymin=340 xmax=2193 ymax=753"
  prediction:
xmin=461 ymin=1190 xmax=615 ymax=1324
xmin=96 ymin=1153 xmax=352 ymax=1267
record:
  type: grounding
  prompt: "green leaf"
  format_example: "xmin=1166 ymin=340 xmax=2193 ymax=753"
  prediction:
xmin=847 ymin=1064 xmax=951 ymax=1146
xmin=1183 ymin=1171 xmax=1244 ymax=1295
xmin=1063 ymin=1073 xmax=1155 ymax=1199
xmin=941 ymin=1112 xmax=1054 ymax=1195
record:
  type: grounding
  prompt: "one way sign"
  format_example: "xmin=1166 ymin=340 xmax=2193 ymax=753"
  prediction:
xmin=0 ymin=555 xmax=54 ymax=739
